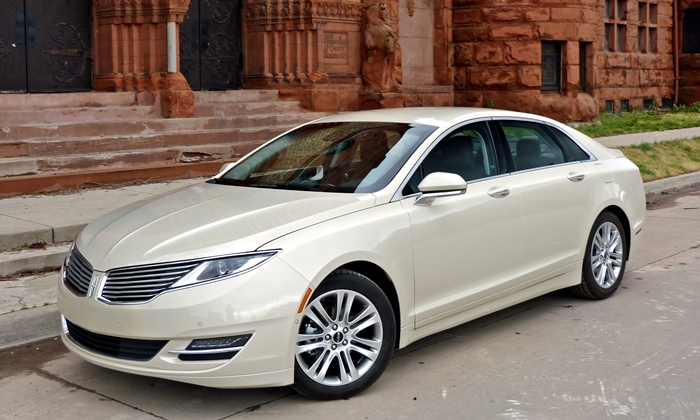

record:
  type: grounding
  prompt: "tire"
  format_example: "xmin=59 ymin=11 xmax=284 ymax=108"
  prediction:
xmin=571 ymin=211 xmax=627 ymax=300
xmin=292 ymin=269 xmax=396 ymax=400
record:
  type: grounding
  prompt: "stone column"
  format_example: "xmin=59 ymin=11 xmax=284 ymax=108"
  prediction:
xmin=93 ymin=0 xmax=194 ymax=118
xmin=244 ymin=0 xmax=364 ymax=112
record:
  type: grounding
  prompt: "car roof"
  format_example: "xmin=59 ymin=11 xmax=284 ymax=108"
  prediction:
xmin=311 ymin=107 xmax=556 ymax=129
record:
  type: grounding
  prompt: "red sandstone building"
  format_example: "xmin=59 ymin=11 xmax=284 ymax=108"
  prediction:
xmin=1 ymin=0 xmax=699 ymax=122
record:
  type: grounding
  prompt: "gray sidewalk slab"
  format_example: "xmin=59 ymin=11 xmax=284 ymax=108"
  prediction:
xmin=0 ymin=178 xmax=202 ymax=252
xmin=595 ymin=126 xmax=700 ymax=147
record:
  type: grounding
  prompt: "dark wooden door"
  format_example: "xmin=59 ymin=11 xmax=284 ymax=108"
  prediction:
xmin=180 ymin=0 xmax=243 ymax=91
xmin=25 ymin=0 xmax=92 ymax=92
xmin=0 ymin=0 xmax=28 ymax=92
xmin=0 ymin=0 xmax=91 ymax=93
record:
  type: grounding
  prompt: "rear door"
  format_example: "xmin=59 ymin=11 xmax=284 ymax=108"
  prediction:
xmin=494 ymin=118 xmax=599 ymax=280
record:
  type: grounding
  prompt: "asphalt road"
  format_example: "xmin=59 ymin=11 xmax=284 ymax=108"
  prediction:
xmin=1 ymin=187 xmax=699 ymax=420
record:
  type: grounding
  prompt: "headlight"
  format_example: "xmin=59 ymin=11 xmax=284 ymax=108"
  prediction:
xmin=169 ymin=251 xmax=278 ymax=289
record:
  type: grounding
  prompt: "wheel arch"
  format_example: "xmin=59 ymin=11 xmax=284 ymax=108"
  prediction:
xmin=600 ymin=205 xmax=631 ymax=260
xmin=332 ymin=261 xmax=401 ymax=349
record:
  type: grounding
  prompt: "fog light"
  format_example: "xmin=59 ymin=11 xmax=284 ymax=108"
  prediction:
xmin=186 ymin=334 xmax=252 ymax=351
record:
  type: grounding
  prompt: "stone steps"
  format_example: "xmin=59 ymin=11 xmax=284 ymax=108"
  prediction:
xmin=0 ymin=105 xmax=158 ymax=125
xmin=0 ymin=90 xmax=323 ymax=197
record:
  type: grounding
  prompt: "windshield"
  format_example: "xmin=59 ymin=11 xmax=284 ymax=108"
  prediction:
xmin=213 ymin=121 xmax=436 ymax=193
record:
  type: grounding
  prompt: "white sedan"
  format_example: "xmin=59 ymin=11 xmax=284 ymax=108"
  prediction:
xmin=58 ymin=108 xmax=645 ymax=400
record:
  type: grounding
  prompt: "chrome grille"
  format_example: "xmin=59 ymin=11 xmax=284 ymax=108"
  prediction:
xmin=101 ymin=260 xmax=200 ymax=303
xmin=64 ymin=247 xmax=93 ymax=296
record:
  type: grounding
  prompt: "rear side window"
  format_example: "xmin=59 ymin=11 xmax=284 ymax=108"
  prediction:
xmin=499 ymin=121 xmax=566 ymax=171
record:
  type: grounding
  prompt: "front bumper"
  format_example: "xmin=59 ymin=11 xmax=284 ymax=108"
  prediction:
xmin=58 ymin=256 xmax=311 ymax=388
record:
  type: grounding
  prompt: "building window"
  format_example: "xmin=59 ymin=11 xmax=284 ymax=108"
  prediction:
xmin=606 ymin=100 xmax=615 ymax=113
xmin=638 ymin=2 xmax=658 ymax=53
xmin=683 ymin=10 xmax=700 ymax=53
xmin=579 ymin=42 xmax=592 ymax=92
xmin=604 ymin=0 xmax=628 ymax=52
xmin=621 ymin=99 xmax=629 ymax=112
xmin=542 ymin=42 xmax=562 ymax=91
xmin=643 ymin=98 xmax=656 ymax=110
xmin=662 ymin=97 xmax=673 ymax=110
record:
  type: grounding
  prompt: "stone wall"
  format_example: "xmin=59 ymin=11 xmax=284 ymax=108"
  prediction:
xmin=597 ymin=0 xmax=675 ymax=111
xmin=451 ymin=0 xmax=678 ymax=121
xmin=399 ymin=0 xmax=434 ymax=85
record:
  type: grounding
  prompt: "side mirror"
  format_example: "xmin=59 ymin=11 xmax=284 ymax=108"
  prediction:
xmin=414 ymin=172 xmax=467 ymax=206
xmin=218 ymin=162 xmax=236 ymax=174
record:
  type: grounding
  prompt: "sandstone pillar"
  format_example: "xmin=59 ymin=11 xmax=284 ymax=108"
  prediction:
xmin=93 ymin=0 xmax=194 ymax=118
xmin=244 ymin=0 xmax=364 ymax=112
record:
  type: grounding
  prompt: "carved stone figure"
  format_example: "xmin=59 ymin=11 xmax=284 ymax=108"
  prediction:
xmin=361 ymin=1 xmax=402 ymax=93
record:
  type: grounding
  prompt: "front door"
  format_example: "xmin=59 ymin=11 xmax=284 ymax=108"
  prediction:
xmin=401 ymin=121 xmax=522 ymax=327
xmin=180 ymin=0 xmax=243 ymax=91
xmin=0 ymin=0 xmax=92 ymax=93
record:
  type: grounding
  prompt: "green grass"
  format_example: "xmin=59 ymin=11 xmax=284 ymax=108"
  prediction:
xmin=619 ymin=137 xmax=700 ymax=182
xmin=577 ymin=102 xmax=700 ymax=138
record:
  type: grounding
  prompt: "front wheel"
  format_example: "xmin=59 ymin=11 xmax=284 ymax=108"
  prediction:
xmin=571 ymin=211 xmax=627 ymax=299
xmin=293 ymin=269 xmax=396 ymax=400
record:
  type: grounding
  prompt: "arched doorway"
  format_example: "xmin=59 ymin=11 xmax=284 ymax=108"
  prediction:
xmin=0 ymin=0 xmax=91 ymax=93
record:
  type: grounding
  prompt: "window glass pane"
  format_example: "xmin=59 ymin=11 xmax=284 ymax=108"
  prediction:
xmin=605 ymin=0 xmax=613 ymax=18
xmin=683 ymin=10 xmax=700 ymax=53
xmin=616 ymin=24 xmax=626 ymax=52
xmin=638 ymin=27 xmax=645 ymax=52
xmin=616 ymin=0 xmax=626 ymax=19
xmin=605 ymin=23 xmax=614 ymax=51
xmin=402 ymin=122 xmax=497 ymax=195
xmin=638 ymin=2 xmax=645 ymax=22
xmin=649 ymin=28 xmax=657 ymax=53
xmin=649 ymin=4 xmax=657 ymax=23
xmin=579 ymin=43 xmax=587 ymax=91
xmin=541 ymin=42 xmax=561 ymax=89
xmin=499 ymin=121 xmax=566 ymax=171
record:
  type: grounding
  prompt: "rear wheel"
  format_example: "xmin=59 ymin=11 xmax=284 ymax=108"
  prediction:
xmin=293 ymin=269 xmax=396 ymax=400
xmin=571 ymin=211 xmax=627 ymax=299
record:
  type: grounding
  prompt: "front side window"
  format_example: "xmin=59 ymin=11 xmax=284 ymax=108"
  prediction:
xmin=402 ymin=121 xmax=498 ymax=196
xmin=215 ymin=122 xmax=436 ymax=194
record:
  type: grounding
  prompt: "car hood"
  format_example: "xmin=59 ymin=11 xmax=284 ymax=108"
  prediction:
xmin=77 ymin=182 xmax=376 ymax=271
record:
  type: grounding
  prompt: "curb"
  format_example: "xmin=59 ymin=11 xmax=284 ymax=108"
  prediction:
xmin=0 ymin=305 xmax=61 ymax=350
xmin=644 ymin=171 xmax=700 ymax=195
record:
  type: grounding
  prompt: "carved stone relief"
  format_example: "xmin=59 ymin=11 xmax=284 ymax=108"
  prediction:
xmin=361 ymin=1 xmax=401 ymax=93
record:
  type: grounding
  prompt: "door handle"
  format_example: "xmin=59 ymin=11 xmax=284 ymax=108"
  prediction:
xmin=487 ymin=186 xmax=510 ymax=198
xmin=567 ymin=172 xmax=585 ymax=182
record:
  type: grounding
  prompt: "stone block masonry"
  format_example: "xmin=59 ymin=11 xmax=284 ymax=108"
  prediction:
xmin=451 ymin=0 xmax=683 ymax=121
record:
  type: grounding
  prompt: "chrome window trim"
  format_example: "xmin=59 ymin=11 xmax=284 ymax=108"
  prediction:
xmin=508 ymin=159 xmax=585 ymax=175
xmin=96 ymin=250 xmax=281 ymax=306
xmin=490 ymin=115 xmax=598 ymax=162
xmin=391 ymin=117 xmax=500 ymax=202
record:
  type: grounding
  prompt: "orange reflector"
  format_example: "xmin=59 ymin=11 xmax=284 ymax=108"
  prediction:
xmin=297 ymin=287 xmax=313 ymax=314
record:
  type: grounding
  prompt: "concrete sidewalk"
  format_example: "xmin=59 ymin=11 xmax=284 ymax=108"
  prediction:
xmin=1 ymin=126 xmax=700 ymax=348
